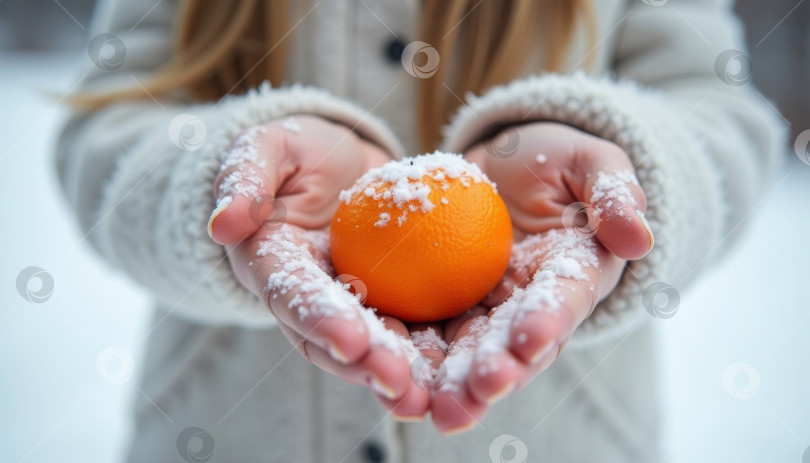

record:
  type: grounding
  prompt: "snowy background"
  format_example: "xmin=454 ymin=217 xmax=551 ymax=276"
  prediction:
xmin=1 ymin=1 xmax=809 ymax=462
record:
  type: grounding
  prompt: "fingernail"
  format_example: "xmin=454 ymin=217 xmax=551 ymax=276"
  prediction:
xmin=442 ymin=421 xmax=476 ymax=436
xmin=370 ymin=375 xmax=398 ymax=400
xmin=327 ymin=342 xmax=350 ymax=364
xmin=530 ymin=341 xmax=556 ymax=365
xmin=207 ymin=196 xmax=233 ymax=239
xmin=486 ymin=380 xmax=517 ymax=405
xmin=392 ymin=412 xmax=424 ymax=422
xmin=635 ymin=210 xmax=655 ymax=253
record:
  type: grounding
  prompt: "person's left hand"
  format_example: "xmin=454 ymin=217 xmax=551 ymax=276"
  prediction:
xmin=426 ymin=122 xmax=655 ymax=434
xmin=208 ymin=115 xmax=442 ymax=421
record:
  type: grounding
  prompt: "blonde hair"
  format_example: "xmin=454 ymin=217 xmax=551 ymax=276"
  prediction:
xmin=73 ymin=0 xmax=595 ymax=152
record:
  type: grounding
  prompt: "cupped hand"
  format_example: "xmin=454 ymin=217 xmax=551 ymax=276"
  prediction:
xmin=428 ymin=122 xmax=655 ymax=434
xmin=208 ymin=116 xmax=434 ymax=419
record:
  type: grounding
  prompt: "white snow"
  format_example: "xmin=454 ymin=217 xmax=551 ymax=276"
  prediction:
xmin=281 ymin=116 xmax=302 ymax=133
xmin=259 ymin=226 xmax=355 ymax=320
xmin=218 ymin=168 xmax=263 ymax=197
xmin=590 ymin=170 xmax=639 ymax=219
xmin=374 ymin=212 xmax=391 ymax=228
xmin=218 ymin=125 xmax=268 ymax=197
xmin=442 ymin=317 xmax=488 ymax=387
xmin=215 ymin=195 xmax=232 ymax=209
xmin=338 ymin=151 xmax=494 ymax=227
xmin=221 ymin=125 xmax=268 ymax=169
xmin=411 ymin=327 xmax=449 ymax=352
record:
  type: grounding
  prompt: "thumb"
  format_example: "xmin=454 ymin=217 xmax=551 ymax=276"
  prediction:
xmin=208 ymin=144 xmax=282 ymax=245
xmin=568 ymin=142 xmax=654 ymax=260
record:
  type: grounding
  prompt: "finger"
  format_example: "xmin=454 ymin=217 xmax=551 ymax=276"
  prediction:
xmin=430 ymin=385 xmax=488 ymax=436
xmin=374 ymin=322 xmax=446 ymax=420
xmin=466 ymin=285 xmax=569 ymax=405
xmin=469 ymin=345 xmax=527 ymax=404
xmin=518 ymin=339 xmax=566 ymax=390
xmin=428 ymin=315 xmax=490 ymax=434
xmin=506 ymin=281 xmax=583 ymax=366
xmin=374 ymin=318 xmax=432 ymax=420
xmin=437 ymin=308 xmax=490 ymax=400
xmin=480 ymin=265 xmax=525 ymax=309
xmin=465 ymin=290 xmax=537 ymax=405
xmin=279 ymin=317 xmax=413 ymax=401
xmin=209 ymin=127 xmax=291 ymax=244
xmin=566 ymin=140 xmax=654 ymax=260
xmin=230 ymin=223 xmax=371 ymax=364
xmin=443 ymin=306 xmax=488 ymax=343
xmin=278 ymin=322 xmax=313 ymax=361
xmin=409 ymin=323 xmax=447 ymax=362
xmin=431 ymin=307 xmax=491 ymax=395
xmin=374 ymin=383 xmax=431 ymax=422
xmin=468 ymin=231 xmax=623 ymax=404
xmin=307 ymin=335 xmax=412 ymax=400
xmin=209 ymin=162 xmax=277 ymax=244
xmin=505 ymin=232 xmax=625 ymax=364
xmin=464 ymin=295 xmax=557 ymax=405
xmin=294 ymin=227 xmax=332 ymax=270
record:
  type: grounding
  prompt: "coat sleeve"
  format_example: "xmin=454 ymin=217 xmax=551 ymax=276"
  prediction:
xmin=55 ymin=0 xmax=404 ymax=327
xmin=439 ymin=0 xmax=786 ymax=347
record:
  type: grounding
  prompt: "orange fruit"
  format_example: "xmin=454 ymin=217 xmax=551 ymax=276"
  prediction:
xmin=330 ymin=152 xmax=513 ymax=322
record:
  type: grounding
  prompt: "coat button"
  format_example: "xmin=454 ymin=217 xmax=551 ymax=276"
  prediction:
xmin=363 ymin=440 xmax=386 ymax=462
xmin=384 ymin=38 xmax=406 ymax=63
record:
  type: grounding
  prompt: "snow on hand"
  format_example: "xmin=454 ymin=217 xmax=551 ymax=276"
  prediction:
xmin=219 ymin=125 xmax=267 ymax=197
xmin=258 ymin=224 xmax=417 ymax=360
xmin=440 ymin=230 xmax=598 ymax=391
xmin=590 ymin=170 xmax=639 ymax=221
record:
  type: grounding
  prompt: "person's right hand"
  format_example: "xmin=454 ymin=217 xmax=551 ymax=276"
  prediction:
xmin=207 ymin=116 xmax=431 ymax=419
